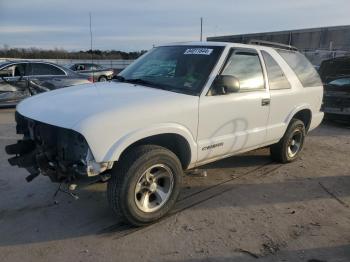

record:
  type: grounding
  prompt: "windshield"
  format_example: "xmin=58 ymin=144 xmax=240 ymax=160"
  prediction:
xmin=119 ymin=45 xmax=224 ymax=95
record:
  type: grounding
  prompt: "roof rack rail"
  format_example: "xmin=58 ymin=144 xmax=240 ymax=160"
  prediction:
xmin=248 ymin=39 xmax=298 ymax=51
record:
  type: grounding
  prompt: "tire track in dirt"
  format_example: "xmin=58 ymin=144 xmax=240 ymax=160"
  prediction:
xmin=97 ymin=161 xmax=282 ymax=239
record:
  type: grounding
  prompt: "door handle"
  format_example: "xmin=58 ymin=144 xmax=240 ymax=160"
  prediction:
xmin=261 ymin=98 xmax=270 ymax=106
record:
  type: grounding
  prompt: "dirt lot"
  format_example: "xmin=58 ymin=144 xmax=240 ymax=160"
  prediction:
xmin=0 ymin=108 xmax=349 ymax=262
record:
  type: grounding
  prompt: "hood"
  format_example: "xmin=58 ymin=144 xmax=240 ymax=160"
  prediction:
xmin=17 ymin=81 xmax=199 ymax=162
xmin=17 ymin=81 xmax=195 ymax=129
xmin=319 ymin=57 xmax=350 ymax=82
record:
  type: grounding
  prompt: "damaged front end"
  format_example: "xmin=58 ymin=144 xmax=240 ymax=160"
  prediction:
xmin=6 ymin=112 xmax=113 ymax=183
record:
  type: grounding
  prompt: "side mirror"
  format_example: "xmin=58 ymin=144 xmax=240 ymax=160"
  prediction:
xmin=213 ymin=75 xmax=240 ymax=94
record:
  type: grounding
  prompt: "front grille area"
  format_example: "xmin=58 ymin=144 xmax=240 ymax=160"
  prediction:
xmin=323 ymin=93 xmax=350 ymax=114
xmin=7 ymin=112 xmax=89 ymax=182
xmin=324 ymin=97 xmax=350 ymax=108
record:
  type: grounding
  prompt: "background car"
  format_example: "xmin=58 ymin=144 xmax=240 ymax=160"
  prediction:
xmin=322 ymin=76 xmax=350 ymax=122
xmin=0 ymin=61 xmax=91 ymax=107
xmin=66 ymin=63 xmax=114 ymax=82
xmin=319 ymin=57 xmax=350 ymax=122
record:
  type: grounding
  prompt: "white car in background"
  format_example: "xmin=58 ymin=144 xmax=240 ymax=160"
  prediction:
xmin=6 ymin=40 xmax=323 ymax=226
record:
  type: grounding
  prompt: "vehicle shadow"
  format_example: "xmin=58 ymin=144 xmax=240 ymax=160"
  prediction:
xmin=201 ymin=150 xmax=270 ymax=170
xmin=0 ymin=149 xmax=267 ymax=247
xmin=0 ymin=119 xmax=347 ymax=247
xmin=184 ymin=174 xmax=350 ymax=210
xmin=0 ymin=157 xmax=349 ymax=247
xmin=309 ymin=120 xmax=350 ymax=137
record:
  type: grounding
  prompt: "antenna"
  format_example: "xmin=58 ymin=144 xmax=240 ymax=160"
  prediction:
xmin=200 ymin=17 xmax=203 ymax=41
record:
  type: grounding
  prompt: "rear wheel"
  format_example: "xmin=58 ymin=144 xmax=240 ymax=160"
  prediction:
xmin=270 ymin=119 xmax=306 ymax=163
xmin=107 ymin=145 xmax=182 ymax=226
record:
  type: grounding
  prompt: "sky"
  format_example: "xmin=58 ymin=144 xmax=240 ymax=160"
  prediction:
xmin=0 ymin=0 xmax=350 ymax=52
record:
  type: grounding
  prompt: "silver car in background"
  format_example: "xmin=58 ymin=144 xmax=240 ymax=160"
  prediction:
xmin=0 ymin=61 xmax=91 ymax=107
xmin=66 ymin=63 xmax=114 ymax=82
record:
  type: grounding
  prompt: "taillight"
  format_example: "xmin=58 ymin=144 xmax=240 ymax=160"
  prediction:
xmin=88 ymin=76 xmax=94 ymax=82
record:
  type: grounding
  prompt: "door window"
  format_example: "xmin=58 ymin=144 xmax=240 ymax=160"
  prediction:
xmin=87 ymin=64 xmax=99 ymax=70
xmin=76 ymin=64 xmax=86 ymax=71
xmin=30 ymin=63 xmax=65 ymax=76
xmin=0 ymin=64 xmax=26 ymax=77
xmin=221 ymin=49 xmax=265 ymax=91
xmin=261 ymin=51 xmax=291 ymax=90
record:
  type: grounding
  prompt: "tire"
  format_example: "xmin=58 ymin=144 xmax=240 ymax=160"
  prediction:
xmin=270 ymin=119 xmax=306 ymax=163
xmin=98 ymin=76 xmax=108 ymax=82
xmin=107 ymin=145 xmax=183 ymax=226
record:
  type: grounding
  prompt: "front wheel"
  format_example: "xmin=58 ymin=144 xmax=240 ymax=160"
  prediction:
xmin=107 ymin=145 xmax=183 ymax=226
xmin=98 ymin=76 xmax=108 ymax=82
xmin=270 ymin=119 xmax=306 ymax=163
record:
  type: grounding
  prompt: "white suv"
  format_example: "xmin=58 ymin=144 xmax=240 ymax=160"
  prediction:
xmin=6 ymin=41 xmax=324 ymax=225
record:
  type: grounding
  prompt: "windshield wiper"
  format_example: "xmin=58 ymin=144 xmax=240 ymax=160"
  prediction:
xmin=125 ymin=78 xmax=152 ymax=85
xmin=118 ymin=77 xmax=195 ymax=95
xmin=116 ymin=76 xmax=154 ymax=86
xmin=124 ymin=78 xmax=167 ymax=90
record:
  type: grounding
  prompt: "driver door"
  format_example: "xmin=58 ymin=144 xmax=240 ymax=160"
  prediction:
xmin=197 ymin=48 xmax=270 ymax=163
xmin=0 ymin=63 xmax=30 ymax=105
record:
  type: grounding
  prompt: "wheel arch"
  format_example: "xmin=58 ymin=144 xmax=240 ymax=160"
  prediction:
xmin=120 ymin=133 xmax=192 ymax=169
xmin=285 ymin=105 xmax=312 ymax=132
xmin=105 ymin=124 xmax=197 ymax=169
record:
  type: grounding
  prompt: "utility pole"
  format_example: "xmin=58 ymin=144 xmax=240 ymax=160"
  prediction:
xmin=89 ymin=12 xmax=95 ymax=81
xmin=89 ymin=12 xmax=93 ymax=64
xmin=200 ymin=17 xmax=203 ymax=41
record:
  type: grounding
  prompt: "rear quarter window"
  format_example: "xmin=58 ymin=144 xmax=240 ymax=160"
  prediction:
xmin=261 ymin=51 xmax=291 ymax=90
xmin=277 ymin=50 xmax=322 ymax=87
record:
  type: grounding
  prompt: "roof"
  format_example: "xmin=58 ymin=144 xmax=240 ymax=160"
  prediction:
xmin=0 ymin=61 xmax=16 ymax=68
xmin=158 ymin=41 xmax=296 ymax=53
xmin=0 ymin=60 xmax=59 ymax=66
xmin=159 ymin=41 xmax=230 ymax=47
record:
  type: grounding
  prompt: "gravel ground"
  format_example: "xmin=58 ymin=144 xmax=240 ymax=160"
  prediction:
xmin=0 ymin=108 xmax=349 ymax=262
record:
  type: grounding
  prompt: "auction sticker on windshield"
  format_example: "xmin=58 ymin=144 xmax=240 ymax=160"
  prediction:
xmin=184 ymin=48 xmax=213 ymax=55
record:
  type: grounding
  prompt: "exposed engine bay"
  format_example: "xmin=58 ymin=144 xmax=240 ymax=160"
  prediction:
xmin=6 ymin=112 xmax=112 ymax=183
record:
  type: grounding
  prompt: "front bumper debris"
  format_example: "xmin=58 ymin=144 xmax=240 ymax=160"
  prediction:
xmin=6 ymin=112 xmax=113 ymax=183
